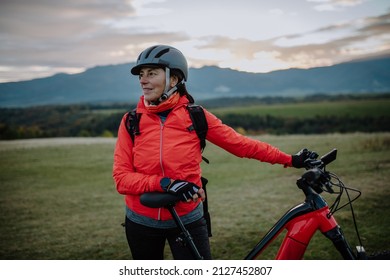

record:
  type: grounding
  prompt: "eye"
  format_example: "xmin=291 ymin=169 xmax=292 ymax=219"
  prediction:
xmin=139 ymin=69 xmax=158 ymax=79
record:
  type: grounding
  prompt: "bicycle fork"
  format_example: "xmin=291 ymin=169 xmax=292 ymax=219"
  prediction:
xmin=323 ymin=225 xmax=359 ymax=259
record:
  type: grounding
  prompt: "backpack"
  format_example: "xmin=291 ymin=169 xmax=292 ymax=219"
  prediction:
xmin=124 ymin=103 xmax=212 ymax=236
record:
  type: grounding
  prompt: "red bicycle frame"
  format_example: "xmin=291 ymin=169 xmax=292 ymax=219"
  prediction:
xmin=244 ymin=176 xmax=356 ymax=260
xmin=277 ymin=207 xmax=337 ymax=259
xmin=245 ymin=206 xmax=338 ymax=259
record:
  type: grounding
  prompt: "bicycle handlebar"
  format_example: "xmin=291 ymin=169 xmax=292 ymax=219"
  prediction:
xmin=303 ymin=148 xmax=337 ymax=169
xmin=298 ymin=148 xmax=338 ymax=194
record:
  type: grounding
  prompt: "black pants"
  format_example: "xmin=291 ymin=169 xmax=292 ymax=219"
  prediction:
xmin=125 ymin=216 xmax=211 ymax=260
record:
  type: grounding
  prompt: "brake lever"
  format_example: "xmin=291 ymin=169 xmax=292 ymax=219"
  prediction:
xmin=308 ymin=151 xmax=319 ymax=159
xmin=323 ymin=181 xmax=334 ymax=193
xmin=321 ymin=172 xmax=334 ymax=193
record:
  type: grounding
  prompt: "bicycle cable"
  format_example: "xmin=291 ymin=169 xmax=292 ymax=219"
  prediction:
xmin=326 ymin=172 xmax=364 ymax=247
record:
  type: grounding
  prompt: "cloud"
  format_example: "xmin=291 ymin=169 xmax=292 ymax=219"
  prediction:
xmin=268 ymin=9 xmax=285 ymax=16
xmin=359 ymin=12 xmax=390 ymax=34
xmin=0 ymin=0 xmax=388 ymax=82
xmin=0 ymin=1 xmax=136 ymax=63
xmin=0 ymin=0 xmax=189 ymax=81
xmin=197 ymin=10 xmax=390 ymax=71
xmin=307 ymin=0 xmax=364 ymax=11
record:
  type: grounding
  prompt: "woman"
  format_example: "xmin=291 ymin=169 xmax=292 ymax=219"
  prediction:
xmin=113 ymin=45 xmax=310 ymax=260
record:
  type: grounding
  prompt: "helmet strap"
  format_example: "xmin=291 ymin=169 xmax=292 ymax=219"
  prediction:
xmin=156 ymin=67 xmax=184 ymax=104
xmin=163 ymin=67 xmax=171 ymax=94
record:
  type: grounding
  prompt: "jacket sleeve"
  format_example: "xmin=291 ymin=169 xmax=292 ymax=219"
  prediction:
xmin=112 ymin=114 xmax=163 ymax=195
xmin=204 ymin=110 xmax=293 ymax=166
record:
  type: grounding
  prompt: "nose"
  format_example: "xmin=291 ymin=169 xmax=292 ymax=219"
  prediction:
xmin=139 ymin=75 xmax=148 ymax=84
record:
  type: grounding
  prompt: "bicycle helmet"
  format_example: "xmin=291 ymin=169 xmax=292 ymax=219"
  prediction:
xmin=131 ymin=45 xmax=188 ymax=81
xmin=131 ymin=45 xmax=189 ymax=103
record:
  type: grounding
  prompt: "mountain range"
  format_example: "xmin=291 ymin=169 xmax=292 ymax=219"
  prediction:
xmin=1 ymin=55 xmax=389 ymax=107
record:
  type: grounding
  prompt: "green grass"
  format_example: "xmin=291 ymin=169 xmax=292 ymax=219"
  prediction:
xmin=209 ymin=98 xmax=390 ymax=118
xmin=0 ymin=140 xmax=129 ymax=259
xmin=0 ymin=133 xmax=389 ymax=260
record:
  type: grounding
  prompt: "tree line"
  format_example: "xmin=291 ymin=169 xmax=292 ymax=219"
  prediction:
xmin=219 ymin=113 xmax=389 ymax=135
xmin=1 ymin=94 xmax=389 ymax=140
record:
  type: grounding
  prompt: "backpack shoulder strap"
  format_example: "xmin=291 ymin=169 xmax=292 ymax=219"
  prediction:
xmin=125 ymin=108 xmax=141 ymax=143
xmin=187 ymin=104 xmax=209 ymax=163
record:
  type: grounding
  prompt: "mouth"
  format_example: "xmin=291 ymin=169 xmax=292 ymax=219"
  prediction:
xmin=142 ymin=87 xmax=153 ymax=93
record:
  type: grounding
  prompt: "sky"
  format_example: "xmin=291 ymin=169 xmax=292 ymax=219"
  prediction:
xmin=0 ymin=0 xmax=389 ymax=83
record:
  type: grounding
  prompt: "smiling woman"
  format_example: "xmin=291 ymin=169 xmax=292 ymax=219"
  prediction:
xmin=112 ymin=44 xmax=312 ymax=260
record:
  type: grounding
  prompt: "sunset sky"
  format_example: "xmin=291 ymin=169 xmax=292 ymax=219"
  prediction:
xmin=0 ymin=0 xmax=389 ymax=82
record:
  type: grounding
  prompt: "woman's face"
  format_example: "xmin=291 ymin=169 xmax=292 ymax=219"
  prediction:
xmin=139 ymin=67 xmax=177 ymax=103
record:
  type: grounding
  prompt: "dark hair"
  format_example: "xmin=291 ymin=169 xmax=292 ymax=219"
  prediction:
xmin=171 ymin=69 xmax=184 ymax=81
xmin=171 ymin=69 xmax=194 ymax=102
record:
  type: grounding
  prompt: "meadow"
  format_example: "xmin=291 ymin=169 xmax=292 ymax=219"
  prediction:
xmin=0 ymin=133 xmax=389 ymax=260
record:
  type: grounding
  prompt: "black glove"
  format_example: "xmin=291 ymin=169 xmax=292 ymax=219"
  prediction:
xmin=168 ymin=180 xmax=200 ymax=202
xmin=291 ymin=148 xmax=311 ymax=168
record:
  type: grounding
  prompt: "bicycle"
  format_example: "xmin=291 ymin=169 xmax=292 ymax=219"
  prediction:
xmin=140 ymin=148 xmax=389 ymax=260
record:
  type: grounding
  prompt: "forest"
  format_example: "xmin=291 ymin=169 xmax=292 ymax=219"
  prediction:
xmin=1 ymin=93 xmax=389 ymax=140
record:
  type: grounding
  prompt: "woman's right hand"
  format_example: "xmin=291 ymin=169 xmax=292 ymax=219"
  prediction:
xmin=168 ymin=180 xmax=205 ymax=202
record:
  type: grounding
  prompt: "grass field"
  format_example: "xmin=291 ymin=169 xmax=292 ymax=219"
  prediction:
xmin=0 ymin=133 xmax=389 ymax=260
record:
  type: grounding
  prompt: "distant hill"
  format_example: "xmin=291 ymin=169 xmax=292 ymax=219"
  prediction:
xmin=1 ymin=55 xmax=390 ymax=107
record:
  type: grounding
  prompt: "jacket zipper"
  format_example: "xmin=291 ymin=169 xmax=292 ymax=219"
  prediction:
xmin=158 ymin=119 xmax=165 ymax=220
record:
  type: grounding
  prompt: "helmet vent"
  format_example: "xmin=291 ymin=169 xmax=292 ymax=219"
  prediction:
xmin=155 ymin=48 xmax=169 ymax=58
xmin=144 ymin=46 xmax=158 ymax=59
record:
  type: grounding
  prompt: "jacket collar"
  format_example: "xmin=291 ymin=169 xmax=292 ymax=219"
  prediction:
xmin=137 ymin=94 xmax=190 ymax=114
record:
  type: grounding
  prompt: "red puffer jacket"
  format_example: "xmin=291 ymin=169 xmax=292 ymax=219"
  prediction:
xmin=113 ymin=95 xmax=292 ymax=221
